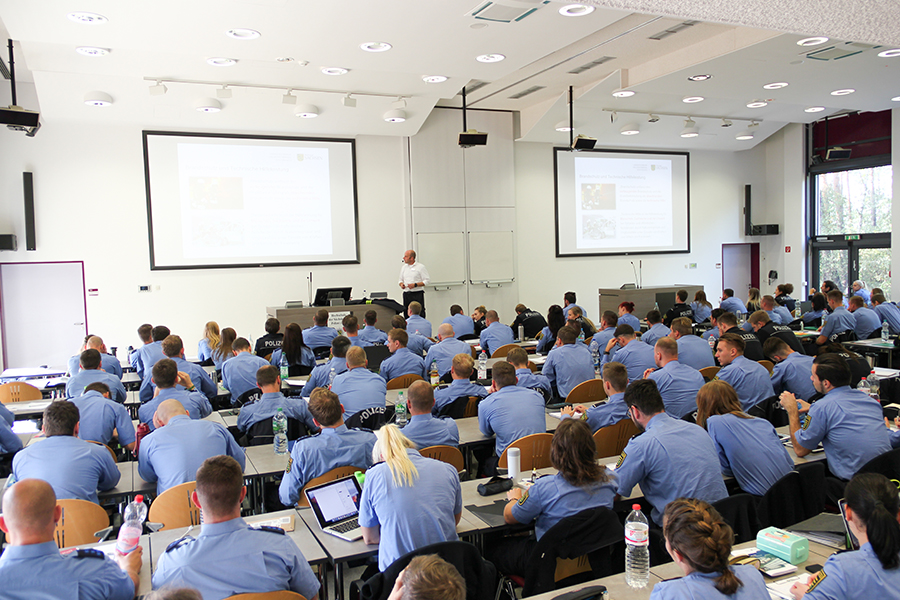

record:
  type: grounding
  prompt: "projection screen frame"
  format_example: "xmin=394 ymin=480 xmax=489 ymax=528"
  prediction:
xmin=143 ymin=130 xmax=360 ymax=271
xmin=553 ymin=146 xmax=691 ymax=258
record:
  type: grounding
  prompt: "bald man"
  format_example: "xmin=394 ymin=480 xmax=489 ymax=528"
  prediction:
xmin=424 ymin=324 xmax=472 ymax=379
xmin=479 ymin=310 xmax=515 ymax=357
xmin=67 ymin=335 xmax=124 ymax=379
xmin=330 ymin=346 xmax=387 ymax=418
xmin=138 ymin=399 xmax=245 ymax=494
xmin=0 ymin=479 xmax=140 ymax=599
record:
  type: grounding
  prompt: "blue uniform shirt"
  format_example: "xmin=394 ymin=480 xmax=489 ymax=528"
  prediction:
xmin=536 ymin=326 xmax=555 ymax=354
xmin=852 ymin=306 xmax=882 ymax=339
xmin=875 ymin=302 xmax=900 ymax=335
xmin=512 ymin=472 xmax=617 ymax=539
xmin=480 ymin=322 xmax=515 ymax=357
xmin=152 ymin=517 xmax=320 ymax=600
xmin=67 ymin=353 xmax=123 ymax=379
xmin=603 ymin=339 xmax=656 ymax=382
xmin=11 ymin=435 xmax=119 ymax=503
xmin=139 ymin=388 xmax=213 ymax=431
xmin=433 ymin=379 xmax=488 ymax=411
xmin=0 ymin=541 xmax=135 ymax=600
xmin=802 ymin=309 xmax=827 ymax=324
xmin=706 ymin=413 xmax=793 ymax=496
xmin=269 ymin=347 xmax=316 ymax=369
xmin=854 ymin=288 xmax=873 ymax=305
xmin=676 ymin=335 xmax=715 ymax=370
xmin=347 ymin=335 xmax=372 ymax=348
xmin=542 ymin=343 xmax=595 ymax=398
xmin=358 ymin=326 xmax=388 ymax=345
xmin=796 ymin=386 xmax=891 ymax=480
xmin=380 ymin=347 xmax=427 ymax=382
xmin=615 ymin=413 xmax=728 ymax=524
xmin=803 ymin=542 xmax=900 ymax=600
xmin=690 ymin=302 xmax=712 ymax=323
xmin=66 ymin=369 xmax=127 ymax=404
xmin=584 ymin=392 xmax=629 ymax=433
xmin=407 ymin=315 xmax=433 ymax=339
xmin=138 ymin=356 xmax=216 ymax=403
xmin=359 ymin=449 xmax=462 ymax=571
xmin=516 ymin=367 xmax=551 ymax=394
xmin=770 ymin=352 xmax=816 ymax=400
xmin=211 ymin=348 xmax=232 ymax=372
xmin=222 ymin=352 xmax=270 ymax=398
xmin=407 ymin=333 xmax=434 ymax=357
xmin=138 ymin=414 xmax=245 ymax=494
xmin=401 ymin=413 xmax=460 ymax=448
xmin=647 ymin=361 xmax=705 ymax=419
xmin=821 ymin=306 xmax=857 ymax=340
xmin=0 ymin=408 xmax=23 ymax=453
xmin=478 ymin=385 xmax=546 ymax=456
xmin=720 ymin=296 xmax=747 ymax=315
xmin=198 ymin=338 xmax=214 ymax=362
xmin=330 ymin=367 xmax=387 ymax=417
xmin=442 ymin=313 xmax=475 ymax=338
xmin=425 ymin=338 xmax=472 ymax=377
xmin=0 ymin=402 xmax=13 ymax=426
xmin=302 ymin=325 xmax=340 ymax=349
xmin=278 ymin=424 xmax=376 ymax=505
xmin=773 ymin=304 xmax=794 ymax=325
xmin=70 ymin=390 xmax=136 ymax=447
xmin=618 ymin=313 xmax=641 ymax=331
xmin=303 ymin=356 xmax=348 ymax=396
xmin=236 ymin=392 xmax=318 ymax=434
xmin=135 ymin=341 xmax=166 ymax=380
xmin=715 ymin=355 xmax=775 ymax=410
xmin=641 ymin=323 xmax=670 ymax=347
xmin=650 ymin=564 xmax=769 ymax=600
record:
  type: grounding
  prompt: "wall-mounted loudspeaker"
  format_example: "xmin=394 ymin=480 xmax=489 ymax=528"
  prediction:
xmin=23 ymin=172 xmax=35 ymax=251
xmin=0 ymin=234 xmax=17 ymax=251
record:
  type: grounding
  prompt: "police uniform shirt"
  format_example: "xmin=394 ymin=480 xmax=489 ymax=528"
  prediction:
xmin=536 ymin=327 xmax=555 ymax=354
xmin=211 ymin=348 xmax=233 ymax=372
xmin=720 ymin=296 xmax=747 ymax=315
xmin=591 ymin=328 xmax=619 ymax=362
xmin=347 ymin=335 xmax=372 ymax=348
xmin=11 ymin=435 xmax=119 ymax=503
xmin=222 ymin=352 xmax=270 ymax=398
xmin=512 ymin=309 xmax=548 ymax=339
xmin=359 ymin=449 xmax=462 ymax=571
xmin=152 ymin=517 xmax=320 ymax=600
xmin=757 ymin=322 xmax=804 ymax=354
xmin=406 ymin=315 xmax=433 ymax=339
xmin=641 ymin=323 xmax=670 ymax=347
xmin=0 ymin=402 xmax=13 ymax=426
xmin=773 ymin=304 xmax=794 ymax=325
xmin=303 ymin=357 xmax=348 ymax=397
xmin=406 ymin=332 xmax=434 ymax=357
xmin=139 ymin=388 xmax=213 ymax=431
xmin=270 ymin=347 xmax=316 ymax=369
xmin=770 ymin=352 xmax=817 ymax=400
xmin=480 ymin=321 xmax=516 ymax=357
xmin=330 ymin=367 xmax=387 ymax=417
xmin=301 ymin=325 xmax=340 ymax=349
xmin=676 ymin=334 xmax=716 ymax=371
xmin=854 ymin=287 xmax=873 ymax=305
xmin=690 ymin=302 xmax=712 ymax=323
xmin=776 ymin=293 xmax=797 ymax=313
xmin=138 ymin=414 xmax=245 ymax=494
xmin=853 ymin=306 xmax=882 ymax=339
xmin=236 ymin=392 xmax=318 ymax=434
xmin=66 ymin=369 xmax=127 ymax=404
xmin=515 ymin=367 xmax=551 ymax=395
xmin=721 ymin=327 xmax=765 ymax=362
xmin=198 ymin=338 xmax=214 ymax=362
xmin=646 ymin=361 xmax=705 ymax=419
xmin=380 ymin=347 xmax=427 ymax=382
xmin=138 ymin=357 xmax=217 ymax=404
xmin=358 ymin=325 xmax=389 ymax=345
xmin=254 ymin=332 xmax=283 ymax=357
xmin=650 ymin=564 xmax=769 ymax=600
xmin=700 ymin=327 xmax=719 ymax=341
xmin=795 ymin=386 xmax=891 ymax=481
xmin=565 ymin=303 xmax=588 ymax=319
xmin=615 ymin=413 xmax=728 ymax=524
xmin=425 ymin=337 xmax=473 ymax=377
xmin=135 ymin=341 xmax=166 ymax=380
xmin=278 ymin=424 xmax=376 ymax=506
xmin=67 ymin=353 xmax=123 ymax=379
xmin=542 ymin=343 xmax=595 ymax=398
xmin=433 ymin=379 xmax=488 ymax=411
xmin=584 ymin=392 xmax=629 ymax=433
xmin=0 ymin=541 xmax=134 ymax=600
xmin=511 ymin=471 xmax=618 ymax=539
xmin=442 ymin=313 xmax=475 ymax=338
xmin=618 ymin=313 xmax=641 ymax=331
xmin=802 ymin=309 xmax=827 ymax=325
xmin=663 ymin=303 xmax=693 ymax=327
xmin=714 ymin=355 xmax=774 ymax=411
xmin=70 ymin=390 xmax=136 ymax=448
xmin=401 ymin=413 xmax=459 ymax=448
xmin=602 ymin=339 xmax=656 ymax=383
xmin=0 ymin=417 xmax=23 ymax=454
xmin=803 ymin=542 xmax=900 ymax=600
xmin=821 ymin=306 xmax=857 ymax=340
xmin=875 ymin=302 xmax=900 ymax=335
xmin=478 ymin=385 xmax=546 ymax=456
xmin=128 ymin=346 xmax=142 ymax=373
xmin=706 ymin=413 xmax=793 ymax=496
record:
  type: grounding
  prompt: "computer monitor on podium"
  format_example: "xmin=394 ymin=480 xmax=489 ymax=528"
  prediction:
xmin=314 ymin=287 xmax=352 ymax=307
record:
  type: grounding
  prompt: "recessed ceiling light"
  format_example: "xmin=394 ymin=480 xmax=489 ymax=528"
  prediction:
xmin=84 ymin=91 xmax=112 ymax=106
xmin=559 ymin=4 xmax=595 ymax=16
xmin=687 ymin=74 xmax=712 ymax=82
xmin=763 ymin=82 xmax=788 ymax=90
xmin=746 ymin=100 xmax=768 ymax=108
xmin=360 ymin=41 xmax=392 ymax=52
xmin=207 ymin=57 xmax=237 ymax=67
xmin=620 ymin=123 xmax=640 ymax=135
xmin=67 ymin=11 xmax=107 ymax=24
xmin=805 ymin=106 xmax=826 ymax=112
xmin=76 ymin=46 xmax=109 ymax=57
xmin=612 ymin=90 xmax=635 ymax=98
xmin=295 ymin=104 xmax=319 ymax=118
xmin=682 ymin=96 xmax=704 ymax=103
xmin=797 ymin=36 xmax=829 ymax=46
xmin=831 ymin=88 xmax=855 ymax=96
xmin=422 ymin=75 xmax=448 ymax=83
xmin=892 ymin=96 xmax=900 ymax=102
xmin=384 ymin=109 xmax=407 ymax=123
xmin=276 ymin=57 xmax=294 ymax=63
xmin=736 ymin=131 xmax=754 ymax=140
xmin=321 ymin=67 xmax=349 ymax=75
xmin=877 ymin=49 xmax=900 ymax=58
xmin=225 ymin=28 xmax=260 ymax=40
xmin=555 ymin=121 xmax=572 ymax=132
xmin=195 ymin=98 xmax=222 ymax=113
xmin=476 ymin=54 xmax=505 ymax=63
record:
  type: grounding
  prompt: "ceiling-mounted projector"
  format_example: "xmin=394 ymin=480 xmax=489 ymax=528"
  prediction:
xmin=826 ymin=147 xmax=851 ymax=160
xmin=2 ymin=106 xmax=40 ymax=136
xmin=459 ymin=129 xmax=488 ymax=148
xmin=571 ymin=134 xmax=597 ymax=151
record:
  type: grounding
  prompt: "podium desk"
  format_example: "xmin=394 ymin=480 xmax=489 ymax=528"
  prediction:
xmin=597 ymin=285 xmax=703 ymax=320
xmin=267 ymin=304 xmax=399 ymax=333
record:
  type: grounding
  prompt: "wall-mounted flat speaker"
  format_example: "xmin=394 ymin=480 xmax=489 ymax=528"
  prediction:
xmin=23 ymin=172 xmax=36 ymax=251
xmin=0 ymin=234 xmax=17 ymax=251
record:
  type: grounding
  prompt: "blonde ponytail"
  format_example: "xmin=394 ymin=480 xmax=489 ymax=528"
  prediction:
xmin=373 ymin=424 xmax=418 ymax=487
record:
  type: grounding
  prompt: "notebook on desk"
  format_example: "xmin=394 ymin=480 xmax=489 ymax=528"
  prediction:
xmin=304 ymin=475 xmax=364 ymax=541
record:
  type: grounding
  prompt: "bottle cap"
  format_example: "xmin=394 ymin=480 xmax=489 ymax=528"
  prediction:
xmin=632 ymin=504 xmax=641 ymax=511
xmin=135 ymin=495 xmax=144 ymax=503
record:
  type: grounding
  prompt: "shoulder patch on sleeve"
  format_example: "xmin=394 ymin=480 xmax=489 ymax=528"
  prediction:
xmin=806 ymin=569 xmax=827 ymax=592
xmin=285 ymin=456 xmax=292 ymax=474
xmin=616 ymin=450 xmax=627 ymax=469
xmin=255 ymin=525 xmax=286 ymax=535
xmin=801 ymin=414 xmax=812 ymax=430
xmin=166 ymin=535 xmax=195 ymax=552
xmin=72 ymin=548 xmax=106 ymax=559
xmin=516 ymin=490 xmax=529 ymax=506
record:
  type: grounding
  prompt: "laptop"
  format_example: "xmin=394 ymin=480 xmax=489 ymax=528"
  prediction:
xmin=304 ymin=475 xmax=364 ymax=541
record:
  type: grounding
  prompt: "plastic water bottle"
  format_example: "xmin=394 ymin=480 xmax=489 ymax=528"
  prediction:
xmin=279 ymin=353 xmax=289 ymax=382
xmin=794 ymin=305 xmax=801 ymax=319
xmin=883 ymin=320 xmax=890 ymax=343
xmin=857 ymin=377 xmax=871 ymax=395
xmin=328 ymin=367 xmax=336 ymax=389
xmin=273 ymin=408 xmax=288 ymax=455
xmin=625 ymin=504 xmax=650 ymax=589
xmin=478 ymin=350 xmax=488 ymax=380
xmin=396 ymin=390 xmax=407 ymax=426
xmin=867 ymin=370 xmax=880 ymax=399
xmin=430 ymin=360 xmax=439 ymax=387
xmin=116 ymin=495 xmax=147 ymax=555
xmin=590 ymin=341 xmax=600 ymax=375
xmin=653 ymin=301 xmax=660 ymax=313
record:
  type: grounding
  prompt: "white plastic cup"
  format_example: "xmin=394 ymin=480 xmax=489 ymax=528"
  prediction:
xmin=508 ymin=447 xmax=521 ymax=482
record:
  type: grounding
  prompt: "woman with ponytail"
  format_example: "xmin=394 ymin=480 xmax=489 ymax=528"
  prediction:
xmin=197 ymin=321 xmax=220 ymax=364
xmin=791 ymin=472 xmax=900 ymax=599
xmin=359 ymin=425 xmax=462 ymax=571
xmin=212 ymin=326 xmax=236 ymax=372
xmin=651 ymin=498 xmax=768 ymax=599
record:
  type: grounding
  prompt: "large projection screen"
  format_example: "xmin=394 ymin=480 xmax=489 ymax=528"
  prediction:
xmin=554 ymin=148 xmax=690 ymax=257
xmin=143 ymin=131 xmax=359 ymax=270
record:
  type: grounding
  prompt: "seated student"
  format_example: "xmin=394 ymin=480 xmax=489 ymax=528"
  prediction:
xmin=479 ymin=310 xmax=516 ymax=357
xmin=696 ymin=381 xmax=792 ymax=497
xmin=0 ymin=479 xmax=141 ymax=600
xmin=134 ymin=325 xmax=170 ymax=381
xmin=303 ymin=309 xmax=340 ymax=350
xmin=802 ymin=293 xmax=828 ymax=327
xmin=719 ymin=288 xmax=747 ymax=315
xmin=663 ymin=289 xmax=694 ymax=326
xmin=442 ymin=305 xmax=475 ymax=339
xmin=510 ymin=303 xmax=548 ymax=339
xmin=330 ymin=346 xmax=387 ymax=417
xmin=748 ymin=310 xmax=804 ymax=353
xmin=433 ymin=353 xmax=488 ymax=413
xmin=67 ymin=335 xmax=123 ymax=379
xmin=872 ymin=292 xmax=900 ymax=335
xmin=152 ymin=456 xmax=319 ymax=600
xmin=70 ymin=382 xmax=136 ymax=452
xmin=406 ymin=301 xmax=433 ymax=339
xmin=254 ymin=317 xmax=283 ymax=357
xmin=790 ymin=473 xmax=900 ymax=600
xmin=211 ymin=327 xmax=236 ymax=372
xmin=850 ymin=279 xmax=872 ymax=306
xmin=358 ymin=310 xmax=389 ymax=345
xmin=669 ymin=317 xmax=715 ymax=370
xmin=542 ymin=326 xmax=595 ymax=398
xmin=651 ymin=498 xmax=769 ymax=599
xmin=617 ymin=302 xmax=641 ymax=331
xmin=535 ymin=305 xmax=567 ymax=354
xmin=715 ymin=312 xmax=765 ymax=361
xmin=65 ymin=349 xmax=127 ymax=403
xmin=139 ymin=335 xmax=217 ymax=403
xmin=506 ymin=347 xmax=551 ymax=396
xmin=139 ymin=359 xmax=213 ymax=431
xmin=562 ymin=362 xmax=629 ymax=432
xmin=236 ymin=366 xmax=318 ymax=436
xmin=714 ymin=333 xmax=774 ymax=411
xmin=491 ymin=419 xmax=618 ymax=576
xmin=381 ymin=329 xmax=427 ymax=382
xmin=303 ymin=336 xmax=351 ymax=396
xmin=400 ymin=381 xmax=459 ymax=448
xmin=424 ymin=324 xmax=472 ymax=378
xmin=0 ymin=400 xmax=23 ymax=458
xmin=565 ymin=305 xmax=596 ymax=339
xmin=817 ymin=290 xmax=857 ymax=345
xmin=197 ymin=321 xmax=219 ymax=363
xmin=471 ymin=305 xmax=487 ymax=336
xmin=746 ymin=287 xmax=762 ymax=314
xmin=644 ymin=338 xmax=705 ymax=419
xmin=701 ymin=308 xmax=725 ymax=342
xmin=766 ymin=294 xmax=794 ymax=325
xmin=601 ymin=324 xmax=656 ymax=383
xmin=849 ymin=294 xmax=882 ymax=339
xmin=222 ymin=337 xmax=270 ymax=399
xmin=690 ymin=290 xmax=713 ymax=323
xmin=764 ymin=337 xmax=817 ymax=401
xmin=615 ymin=379 xmax=727 ymax=525
xmin=817 ymin=341 xmax=872 ymax=389
xmin=342 ymin=315 xmax=369 ymax=348
xmin=360 ymin=425 xmax=462 ymax=572
xmin=269 ymin=323 xmax=316 ymax=372
xmin=278 ymin=388 xmax=376 ymax=506
xmin=390 ymin=315 xmax=433 ymax=358
xmin=138 ymin=399 xmax=245 ymax=495
xmin=385 ymin=555 xmax=465 ymax=600
xmin=590 ymin=311 xmax=620 ymax=362
xmin=563 ymin=291 xmax=587 ymax=319
xmin=130 ymin=322 xmax=153 ymax=374
xmin=775 ymin=282 xmax=797 ymax=313
xmin=641 ymin=310 xmax=670 ymax=347
xmin=11 ymin=401 xmax=119 ymax=503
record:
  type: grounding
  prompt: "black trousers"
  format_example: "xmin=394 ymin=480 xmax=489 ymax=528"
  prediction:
xmin=402 ymin=290 xmax=425 ymax=318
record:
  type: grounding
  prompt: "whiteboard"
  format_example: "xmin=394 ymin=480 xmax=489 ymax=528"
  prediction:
xmin=468 ymin=231 xmax=515 ymax=284
xmin=416 ymin=232 xmax=466 ymax=286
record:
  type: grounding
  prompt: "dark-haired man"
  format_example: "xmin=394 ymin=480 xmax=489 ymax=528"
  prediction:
xmin=716 ymin=312 xmax=765 ymax=361
xmin=477 ymin=362 xmax=545 ymax=470
xmin=236 ymin=366 xmax=318 ymax=436
xmin=65 ymin=349 xmax=128 ymax=403
xmin=138 ymin=335 xmax=216 ymax=403
xmin=764 ymin=337 xmax=816 ymax=401
xmin=506 ymin=347 xmax=551 ymax=396
xmin=406 ymin=301 xmax=432 ymax=339
xmin=358 ymin=310 xmax=389 ymax=346
xmin=222 ymin=337 xmax=270 ymax=399
xmin=130 ymin=323 xmax=153 ymax=374
xmin=563 ymin=291 xmax=586 ymax=319
xmin=872 ymin=292 xmax=900 ymax=335
xmin=719 ymin=289 xmax=747 ymax=315
xmin=139 ymin=359 xmax=212 ymax=431
xmin=643 ymin=338 xmax=704 ymax=419
xmin=848 ymin=295 xmax=882 ymax=340
xmin=601 ymin=324 xmax=655 ymax=382
xmin=479 ymin=310 xmax=515 ymax=357
xmin=510 ymin=304 xmax=547 ymax=339
xmin=641 ymin=311 xmax=669 ymax=347
xmin=380 ymin=329 xmax=427 ymax=382
xmin=668 ymin=317 xmax=715 ymax=370
xmin=561 ymin=361 xmax=629 ymax=432
xmin=70 ymin=382 xmax=136 ymax=451
xmin=390 ymin=315 xmax=434 ymax=357
xmin=342 ymin=315 xmax=369 ymax=348
xmin=663 ymin=289 xmax=693 ymax=326
xmin=134 ymin=325 xmax=170 ymax=380
xmin=401 ymin=381 xmax=459 ymax=449
xmin=714 ymin=333 xmax=774 ymax=411
xmin=441 ymin=305 xmax=474 ymax=339
xmin=542 ymin=326 xmax=594 ymax=398
xmin=748 ymin=311 xmax=804 ymax=353
xmin=254 ymin=317 xmax=283 ymax=357
xmin=302 ymin=309 xmax=340 ymax=350
xmin=303 ymin=335 xmax=351 ymax=396
xmin=817 ymin=290 xmax=857 ymax=345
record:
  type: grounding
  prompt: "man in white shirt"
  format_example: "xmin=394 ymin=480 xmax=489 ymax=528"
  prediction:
xmin=399 ymin=249 xmax=430 ymax=318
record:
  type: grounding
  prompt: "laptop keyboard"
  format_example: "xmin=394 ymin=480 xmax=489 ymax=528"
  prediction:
xmin=331 ymin=518 xmax=359 ymax=533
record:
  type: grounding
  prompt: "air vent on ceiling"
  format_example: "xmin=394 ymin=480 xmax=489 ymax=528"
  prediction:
xmin=508 ymin=85 xmax=545 ymax=99
xmin=469 ymin=0 xmax=548 ymax=23
xmin=647 ymin=20 xmax=699 ymax=41
xmin=462 ymin=80 xmax=490 ymax=95
xmin=568 ymin=56 xmax=616 ymax=75
xmin=805 ymin=42 xmax=880 ymax=61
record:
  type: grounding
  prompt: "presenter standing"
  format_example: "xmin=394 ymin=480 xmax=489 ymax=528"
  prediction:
xmin=399 ymin=249 xmax=430 ymax=318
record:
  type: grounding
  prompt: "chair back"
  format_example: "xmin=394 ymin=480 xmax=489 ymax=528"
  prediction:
xmin=566 ymin=379 xmax=606 ymax=405
xmin=386 ymin=373 xmax=424 ymax=390
xmin=699 ymin=366 xmax=720 ymax=381
xmin=226 ymin=592 xmax=306 ymax=600
xmin=235 ymin=388 xmax=263 ymax=408
xmin=434 ymin=396 xmax=472 ymax=420
xmin=795 ymin=461 xmax=826 ymax=520
xmin=526 ymin=361 xmax=538 ymax=373
xmin=712 ymin=493 xmax=760 ymax=544
xmin=419 ymin=445 xmax=465 ymax=473
xmin=757 ymin=471 xmax=805 ymax=529
xmin=245 ymin=417 xmax=310 ymax=446
xmin=297 ymin=465 xmax=364 ymax=507
xmin=86 ymin=440 xmax=117 ymax=463
xmin=312 ymin=346 xmax=332 ymax=360
xmin=148 ymin=481 xmax=201 ymax=530
xmin=54 ymin=499 xmax=111 ymax=548
xmin=288 ymin=364 xmax=313 ymax=377
xmin=489 ymin=344 xmax=518 ymax=358
xmin=593 ymin=418 xmax=640 ymax=458
xmin=345 ymin=405 xmax=394 ymax=430
xmin=747 ymin=395 xmax=788 ymax=428
xmin=0 ymin=381 xmax=43 ymax=404
xmin=498 ymin=433 xmax=553 ymax=470
xmin=856 ymin=447 xmax=900 ymax=482
xmin=758 ymin=360 xmax=775 ymax=375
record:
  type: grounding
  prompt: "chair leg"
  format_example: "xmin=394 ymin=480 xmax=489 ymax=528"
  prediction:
xmin=495 ymin=575 xmax=517 ymax=600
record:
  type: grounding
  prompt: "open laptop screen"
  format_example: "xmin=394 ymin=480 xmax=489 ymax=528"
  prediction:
xmin=305 ymin=476 xmax=362 ymax=526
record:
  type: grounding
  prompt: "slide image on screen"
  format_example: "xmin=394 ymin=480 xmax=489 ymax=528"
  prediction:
xmin=309 ymin=479 xmax=360 ymax=524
